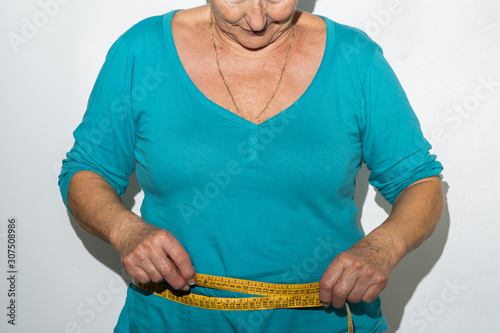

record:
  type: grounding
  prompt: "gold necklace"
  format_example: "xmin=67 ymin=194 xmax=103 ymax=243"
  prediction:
xmin=209 ymin=14 xmax=296 ymax=123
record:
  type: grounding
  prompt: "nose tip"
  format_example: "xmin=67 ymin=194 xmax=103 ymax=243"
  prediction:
xmin=248 ymin=17 xmax=266 ymax=31
xmin=246 ymin=4 xmax=266 ymax=32
xmin=248 ymin=23 xmax=267 ymax=33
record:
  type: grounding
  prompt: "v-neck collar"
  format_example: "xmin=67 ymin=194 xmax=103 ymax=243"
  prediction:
xmin=163 ymin=10 xmax=333 ymax=129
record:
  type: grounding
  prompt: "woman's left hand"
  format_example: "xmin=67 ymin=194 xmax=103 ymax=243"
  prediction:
xmin=319 ymin=177 xmax=443 ymax=308
xmin=318 ymin=232 xmax=401 ymax=308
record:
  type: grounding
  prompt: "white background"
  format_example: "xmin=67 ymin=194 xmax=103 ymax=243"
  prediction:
xmin=1 ymin=0 xmax=499 ymax=332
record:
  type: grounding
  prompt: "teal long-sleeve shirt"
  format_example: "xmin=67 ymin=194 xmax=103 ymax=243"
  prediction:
xmin=59 ymin=10 xmax=442 ymax=333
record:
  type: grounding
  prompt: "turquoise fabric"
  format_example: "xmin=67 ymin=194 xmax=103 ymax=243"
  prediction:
xmin=59 ymin=10 xmax=443 ymax=333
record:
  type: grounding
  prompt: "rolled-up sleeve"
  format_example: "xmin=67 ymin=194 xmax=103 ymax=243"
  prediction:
xmin=58 ymin=37 xmax=137 ymax=212
xmin=360 ymin=48 xmax=443 ymax=204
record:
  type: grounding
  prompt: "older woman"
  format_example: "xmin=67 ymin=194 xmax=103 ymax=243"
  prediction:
xmin=59 ymin=1 xmax=443 ymax=332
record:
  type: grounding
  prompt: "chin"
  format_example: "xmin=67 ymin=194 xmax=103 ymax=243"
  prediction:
xmin=234 ymin=31 xmax=277 ymax=49
xmin=240 ymin=39 xmax=273 ymax=50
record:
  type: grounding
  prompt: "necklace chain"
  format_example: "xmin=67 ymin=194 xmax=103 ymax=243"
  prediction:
xmin=209 ymin=13 xmax=296 ymax=123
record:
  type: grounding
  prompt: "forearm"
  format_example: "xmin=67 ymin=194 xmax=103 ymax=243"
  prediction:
xmin=364 ymin=176 xmax=444 ymax=266
xmin=67 ymin=170 xmax=142 ymax=249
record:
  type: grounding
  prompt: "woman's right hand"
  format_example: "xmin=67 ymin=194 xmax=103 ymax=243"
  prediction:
xmin=113 ymin=218 xmax=196 ymax=291
xmin=67 ymin=171 xmax=195 ymax=290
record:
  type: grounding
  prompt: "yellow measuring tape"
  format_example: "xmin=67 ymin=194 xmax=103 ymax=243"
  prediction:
xmin=134 ymin=274 xmax=353 ymax=332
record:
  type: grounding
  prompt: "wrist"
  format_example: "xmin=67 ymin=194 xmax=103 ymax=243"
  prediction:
xmin=363 ymin=225 xmax=408 ymax=267
xmin=108 ymin=210 xmax=144 ymax=252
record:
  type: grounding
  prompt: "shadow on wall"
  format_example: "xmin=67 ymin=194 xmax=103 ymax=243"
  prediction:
xmin=297 ymin=0 xmax=317 ymax=13
xmin=354 ymin=165 xmax=451 ymax=333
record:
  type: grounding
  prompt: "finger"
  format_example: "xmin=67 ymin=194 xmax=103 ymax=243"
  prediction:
xmin=160 ymin=233 xmax=196 ymax=284
xmin=124 ymin=264 xmax=153 ymax=285
xmin=121 ymin=248 xmax=161 ymax=284
xmin=319 ymin=261 xmax=345 ymax=306
xmin=139 ymin=258 xmax=166 ymax=283
xmin=120 ymin=233 xmax=182 ymax=286
xmin=360 ymin=277 xmax=387 ymax=304
xmin=330 ymin=269 xmax=358 ymax=309
xmin=123 ymin=250 xmax=166 ymax=284
xmin=345 ymin=276 xmax=372 ymax=304
xmin=348 ymin=264 xmax=388 ymax=303
xmin=150 ymin=253 xmax=188 ymax=290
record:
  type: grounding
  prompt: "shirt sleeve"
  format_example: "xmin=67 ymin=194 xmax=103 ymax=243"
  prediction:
xmin=360 ymin=47 xmax=443 ymax=204
xmin=58 ymin=36 xmax=137 ymax=212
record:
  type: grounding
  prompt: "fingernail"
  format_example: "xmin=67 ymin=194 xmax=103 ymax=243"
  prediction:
xmin=181 ymin=285 xmax=190 ymax=291
xmin=322 ymin=303 xmax=329 ymax=308
xmin=188 ymin=279 xmax=196 ymax=286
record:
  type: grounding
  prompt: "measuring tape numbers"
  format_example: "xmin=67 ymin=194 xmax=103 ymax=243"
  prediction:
xmin=134 ymin=273 xmax=353 ymax=332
